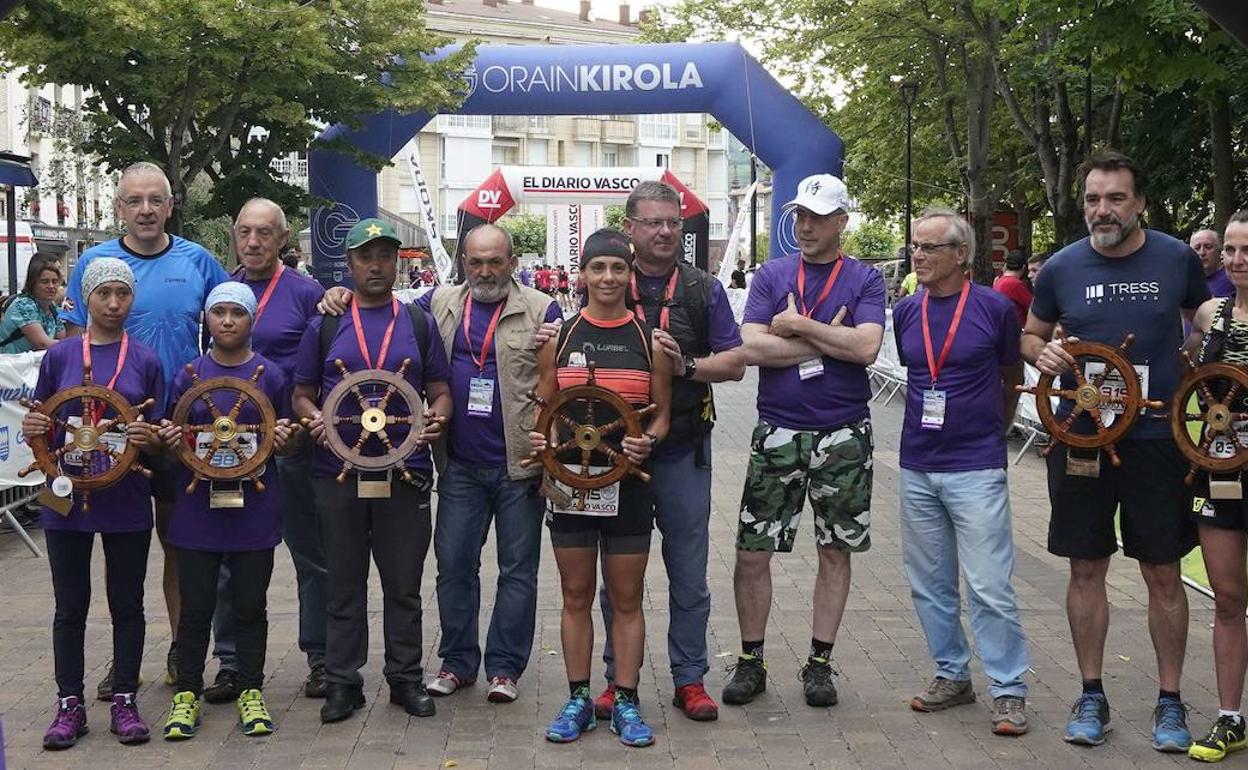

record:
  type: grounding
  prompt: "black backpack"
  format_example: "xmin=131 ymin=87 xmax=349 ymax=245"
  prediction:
xmin=317 ymin=300 xmax=431 ymax=370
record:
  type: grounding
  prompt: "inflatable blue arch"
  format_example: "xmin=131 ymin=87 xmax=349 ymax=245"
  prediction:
xmin=308 ymin=41 xmax=843 ymax=284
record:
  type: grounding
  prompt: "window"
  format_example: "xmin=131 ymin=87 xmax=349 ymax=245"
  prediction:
xmin=527 ymin=139 xmax=548 ymax=165
xmin=602 ymin=147 xmax=618 ymax=167
xmin=639 ymin=114 xmax=678 ymax=144
xmin=655 ymin=153 xmax=670 ymax=168
xmin=710 ymin=222 xmax=726 ymax=238
xmin=574 ymin=141 xmax=593 ymax=167
xmin=438 ymin=115 xmax=492 ymax=135
xmin=442 ymin=213 xmax=457 ymax=232
xmin=492 ymin=141 xmax=519 ymax=166
xmin=399 ymin=185 xmax=418 ymax=213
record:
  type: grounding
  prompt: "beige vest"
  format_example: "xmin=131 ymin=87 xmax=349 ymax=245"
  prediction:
xmin=430 ymin=280 xmax=554 ymax=480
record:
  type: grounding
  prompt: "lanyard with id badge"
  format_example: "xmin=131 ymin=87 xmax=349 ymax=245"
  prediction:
xmin=919 ymin=281 xmax=971 ymax=431
xmin=794 ymin=256 xmax=845 ymax=380
xmin=463 ymin=295 xmax=505 ymax=419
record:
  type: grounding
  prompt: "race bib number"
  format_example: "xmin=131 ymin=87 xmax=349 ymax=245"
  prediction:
xmin=550 ymin=467 xmax=620 ymax=517
xmin=1083 ymin=362 xmax=1150 ymax=426
xmin=194 ymin=431 xmax=264 ymax=475
xmin=62 ymin=416 xmax=128 ymax=472
xmin=1207 ymin=421 xmax=1248 ymax=460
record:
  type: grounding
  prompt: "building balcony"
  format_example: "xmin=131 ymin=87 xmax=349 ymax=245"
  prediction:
xmin=601 ymin=118 xmax=636 ymax=144
xmin=574 ymin=117 xmax=600 ymax=142
xmin=492 ymin=115 xmax=550 ymax=135
xmin=682 ymin=124 xmax=705 ymax=145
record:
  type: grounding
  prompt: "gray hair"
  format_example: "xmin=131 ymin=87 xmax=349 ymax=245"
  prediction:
xmin=916 ymin=206 xmax=975 ymax=265
xmin=236 ymin=197 xmax=289 ymax=232
xmin=1192 ymin=228 xmax=1222 ymax=247
xmin=115 ymin=161 xmax=172 ymax=198
xmin=1231 ymin=210 xmax=1248 ymax=226
xmin=463 ymin=223 xmax=514 ymax=258
xmin=625 ymin=180 xmax=681 ymax=219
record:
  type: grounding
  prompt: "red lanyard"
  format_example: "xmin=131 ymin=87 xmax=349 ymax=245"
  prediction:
xmin=796 ymin=255 xmax=844 ymax=318
xmin=630 ymin=269 xmax=679 ymax=331
xmin=463 ymin=295 xmax=505 ymax=373
xmin=350 ymin=298 xmax=399 ymax=370
xmin=251 ymin=264 xmax=284 ymax=325
xmin=920 ymin=281 xmax=971 ymax=385
xmin=82 ymin=331 xmax=129 ymax=424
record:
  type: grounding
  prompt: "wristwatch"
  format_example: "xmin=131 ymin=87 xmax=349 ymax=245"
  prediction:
xmin=682 ymin=354 xmax=698 ymax=379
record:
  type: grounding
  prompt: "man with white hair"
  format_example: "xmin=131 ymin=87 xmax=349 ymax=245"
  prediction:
xmin=1192 ymin=228 xmax=1233 ymax=298
xmin=893 ymin=207 xmax=1029 ymax=736
xmin=61 ymin=161 xmax=229 ymax=696
xmin=726 ymin=173 xmax=885 ymax=710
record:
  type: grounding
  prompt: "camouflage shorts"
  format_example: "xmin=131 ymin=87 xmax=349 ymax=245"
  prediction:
xmin=736 ymin=419 xmax=873 ymax=553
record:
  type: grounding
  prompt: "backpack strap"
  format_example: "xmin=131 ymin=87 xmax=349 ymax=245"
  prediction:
xmin=317 ymin=299 xmax=431 ymax=372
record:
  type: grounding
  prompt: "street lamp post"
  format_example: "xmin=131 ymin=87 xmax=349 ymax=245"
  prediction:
xmin=899 ymin=81 xmax=919 ymax=276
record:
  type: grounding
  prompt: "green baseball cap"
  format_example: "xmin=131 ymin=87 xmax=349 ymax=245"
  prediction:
xmin=346 ymin=217 xmax=401 ymax=250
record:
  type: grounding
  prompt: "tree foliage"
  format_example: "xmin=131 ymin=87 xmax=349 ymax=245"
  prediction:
xmin=0 ymin=0 xmax=474 ymax=233
xmin=499 ymin=214 xmax=546 ymax=257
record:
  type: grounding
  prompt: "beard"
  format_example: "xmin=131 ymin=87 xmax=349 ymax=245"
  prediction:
xmin=1086 ymin=211 xmax=1140 ymax=249
xmin=470 ymin=279 xmax=509 ymax=303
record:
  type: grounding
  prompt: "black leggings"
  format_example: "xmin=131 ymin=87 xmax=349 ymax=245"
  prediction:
xmin=175 ymin=548 xmax=274 ymax=695
xmin=45 ymin=529 xmax=151 ymax=699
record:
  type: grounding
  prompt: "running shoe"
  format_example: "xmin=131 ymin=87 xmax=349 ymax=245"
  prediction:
xmin=96 ymin=663 xmax=143 ymax=701
xmin=42 ymin=696 xmax=88 ymax=750
xmin=800 ymin=656 xmax=838 ymax=707
xmin=673 ymin=682 xmax=719 ymax=721
xmin=722 ymin=654 xmax=766 ymax=705
xmin=203 ymin=668 xmax=240 ymax=704
xmin=991 ymin=695 xmax=1029 ymax=736
xmin=1152 ymin=696 xmax=1191 ymax=752
xmin=164 ymin=643 xmax=178 ymax=686
xmin=110 ymin=692 xmax=151 ymax=745
xmin=1064 ymin=692 xmax=1111 ymax=746
xmin=546 ymin=694 xmax=596 ymax=743
xmin=593 ymin=683 xmax=617 ymax=719
xmin=426 ymin=669 xmax=474 ymax=696
xmin=163 ymin=691 xmax=201 ymax=740
xmin=911 ymin=677 xmax=976 ymax=712
xmin=486 ymin=676 xmax=519 ymax=703
xmin=237 ymin=688 xmax=275 ymax=736
xmin=610 ymin=699 xmax=654 ymax=747
xmin=1189 ymin=714 xmax=1247 ymax=762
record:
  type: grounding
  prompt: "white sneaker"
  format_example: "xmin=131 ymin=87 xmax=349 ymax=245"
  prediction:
xmin=486 ymin=676 xmax=518 ymax=703
xmin=427 ymin=670 xmax=473 ymax=696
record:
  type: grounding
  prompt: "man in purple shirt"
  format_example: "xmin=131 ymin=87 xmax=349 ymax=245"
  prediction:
xmin=1193 ymin=229 xmax=1233 ymax=298
xmin=293 ymin=218 xmax=453 ymax=724
xmin=725 ymin=174 xmax=885 ymax=710
xmin=416 ymin=224 xmax=561 ymax=705
xmin=893 ymin=208 xmax=1030 ymax=736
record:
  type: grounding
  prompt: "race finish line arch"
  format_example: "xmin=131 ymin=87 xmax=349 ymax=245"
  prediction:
xmin=458 ymin=166 xmax=709 ymax=271
xmin=308 ymin=42 xmax=843 ymax=286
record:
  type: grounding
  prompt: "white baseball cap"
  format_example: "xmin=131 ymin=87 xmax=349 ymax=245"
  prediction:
xmin=783 ymin=174 xmax=851 ymax=216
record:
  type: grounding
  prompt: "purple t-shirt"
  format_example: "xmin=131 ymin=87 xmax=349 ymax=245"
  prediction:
xmin=166 ymin=354 xmax=290 ymax=551
xmin=34 ymin=336 xmax=165 ymax=532
xmin=235 ymin=267 xmax=324 ymax=377
xmin=743 ymin=254 xmax=887 ymax=430
xmin=1208 ymin=268 xmax=1235 ymax=299
xmin=894 ymin=283 xmax=1021 ymax=472
xmin=418 ymin=291 xmax=561 ymax=467
xmin=294 ymin=300 xmax=450 ymax=478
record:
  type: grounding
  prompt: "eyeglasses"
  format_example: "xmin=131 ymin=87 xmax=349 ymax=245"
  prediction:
xmin=119 ymin=196 xmax=169 ymax=211
xmin=629 ymin=216 xmax=683 ymax=231
xmin=909 ymin=241 xmax=957 ymax=254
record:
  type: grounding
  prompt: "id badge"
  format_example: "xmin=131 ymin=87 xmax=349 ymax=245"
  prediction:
xmin=468 ymin=377 xmax=494 ymax=418
xmin=798 ymin=358 xmax=824 ymax=381
xmin=1083 ymin=362 xmax=1151 ymax=426
xmin=921 ymin=389 xmax=947 ymax=430
xmin=549 ymin=467 xmax=621 ymax=517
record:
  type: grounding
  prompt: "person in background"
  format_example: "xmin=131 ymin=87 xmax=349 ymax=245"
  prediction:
xmin=0 ymin=255 xmax=65 ymax=354
xmin=1193 ymin=229 xmax=1233 ymax=299
xmin=992 ymin=250 xmax=1033 ymax=327
xmin=731 ymin=260 xmax=747 ymax=290
xmin=1027 ymin=252 xmax=1048 ymax=285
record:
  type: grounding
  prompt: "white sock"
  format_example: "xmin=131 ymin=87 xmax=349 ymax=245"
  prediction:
xmin=1217 ymin=708 xmax=1243 ymax=723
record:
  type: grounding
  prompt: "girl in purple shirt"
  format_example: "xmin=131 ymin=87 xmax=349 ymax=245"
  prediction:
xmin=27 ymin=257 xmax=164 ymax=749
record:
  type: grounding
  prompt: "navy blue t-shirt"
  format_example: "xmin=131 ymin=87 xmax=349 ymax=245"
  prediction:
xmin=1030 ymin=230 xmax=1209 ymax=440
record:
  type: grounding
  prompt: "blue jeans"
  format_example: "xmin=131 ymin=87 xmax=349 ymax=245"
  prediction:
xmin=899 ymin=468 xmax=1029 ymax=699
xmin=602 ymin=436 xmax=712 ymax=687
xmin=434 ymin=458 xmax=543 ymax=680
xmin=211 ymin=447 xmax=325 ymax=670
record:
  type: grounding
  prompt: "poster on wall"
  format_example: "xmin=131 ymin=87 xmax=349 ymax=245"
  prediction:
xmin=546 ymin=204 xmax=605 ymax=270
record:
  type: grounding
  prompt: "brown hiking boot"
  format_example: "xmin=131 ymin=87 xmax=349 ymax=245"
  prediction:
xmin=910 ymin=677 xmax=975 ymax=712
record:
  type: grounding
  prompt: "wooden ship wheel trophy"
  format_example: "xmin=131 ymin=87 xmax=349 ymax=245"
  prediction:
xmin=168 ymin=363 xmax=280 ymax=508
xmin=309 ymin=357 xmax=425 ymax=498
xmin=522 ymin=363 xmax=655 ymax=511
xmin=1017 ymin=334 xmax=1163 ymax=477
xmin=19 ymin=373 xmax=156 ymax=512
xmin=1170 ymin=350 xmax=1248 ymax=498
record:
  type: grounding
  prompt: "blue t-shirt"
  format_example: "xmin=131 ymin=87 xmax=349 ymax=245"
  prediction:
xmin=1030 ymin=230 xmax=1210 ymax=440
xmin=61 ymin=236 xmax=230 ymax=392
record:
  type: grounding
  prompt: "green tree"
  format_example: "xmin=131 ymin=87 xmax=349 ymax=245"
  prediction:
xmin=499 ymin=214 xmax=546 ymax=257
xmin=0 ymin=0 xmax=474 ymax=233
xmin=844 ymin=220 xmax=900 ymax=262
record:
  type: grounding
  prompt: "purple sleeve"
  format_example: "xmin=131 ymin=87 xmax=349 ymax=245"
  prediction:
xmin=294 ymin=318 xmax=325 ymax=386
xmin=996 ymin=298 xmax=1023 ymax=366
xmin=892 ymin=299 xmax=913 ymax=368
xmin=742 ymin=264 xmax=775 ymax=326
xmin=543 ymin=302 xmax=563 ymax=323
xmin=422 ymin=313 xmax=450 ymax=384
xmin=852 ymin=268 xmax=887 ymax=326
xmin=706 ymin=281 xmax=743 ymax=351
xmin=1184 ymin=248 xmax=1213 ymax=310
xmin=415 ymin=290 xmax=433 ymax=313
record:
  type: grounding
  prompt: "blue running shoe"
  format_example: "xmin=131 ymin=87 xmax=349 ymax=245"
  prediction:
xmin=1064 ymin=692 xmax=1111 ymax=746
xmin=1152 ymin=697 xmax=1191 ymax=752
xmin=546 ymin=695 xmax=595 ymax=743
xmin=611 ymin=700 xmax=654 ymax=748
